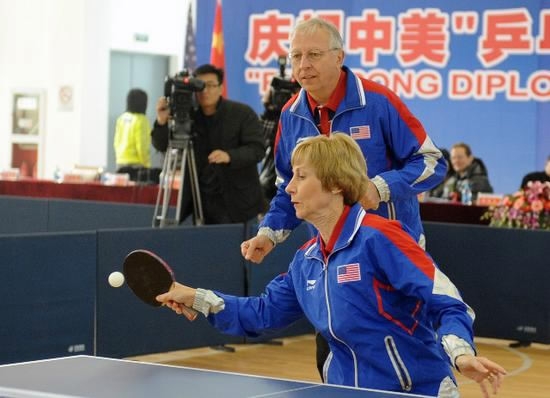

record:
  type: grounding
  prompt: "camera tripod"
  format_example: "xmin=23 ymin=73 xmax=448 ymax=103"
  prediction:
xmin=152 ymin=136 xmax=204 ymax=227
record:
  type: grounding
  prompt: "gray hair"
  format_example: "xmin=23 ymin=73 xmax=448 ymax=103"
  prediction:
xmin=290 ymin=17 xmax=344 ymax=50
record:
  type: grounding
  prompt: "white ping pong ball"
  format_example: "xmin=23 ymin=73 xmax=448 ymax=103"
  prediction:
xmin=108 ymin=271 xmax=125 ymax=288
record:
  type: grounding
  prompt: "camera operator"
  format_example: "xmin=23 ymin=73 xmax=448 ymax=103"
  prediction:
xmin=151 ymin=64 xmax=265 ymax=225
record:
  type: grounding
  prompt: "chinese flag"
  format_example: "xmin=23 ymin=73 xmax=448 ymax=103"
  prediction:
xmin=210 ymin=0 xmax=227 ymax=97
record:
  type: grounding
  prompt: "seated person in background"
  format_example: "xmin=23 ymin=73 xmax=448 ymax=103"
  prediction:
xmin=157 ymin=133 xmax=506 ymax=398
xmin=114 ymin=88 xmax=152 ymax=182
xmin=520 ymin=155 xmax=550 ymax=189
xmin=437 ymin=142 xmax=493 ymax=202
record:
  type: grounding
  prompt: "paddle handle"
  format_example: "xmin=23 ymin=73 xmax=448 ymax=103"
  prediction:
xmin=180 ymin=306 xmax=199 ymax=321
xmin=167 ymin=282 xmax=198 ymax=321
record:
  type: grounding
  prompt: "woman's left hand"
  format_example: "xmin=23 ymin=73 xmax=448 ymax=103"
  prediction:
xmin=456 ymin=355 xmax=507 ymax=398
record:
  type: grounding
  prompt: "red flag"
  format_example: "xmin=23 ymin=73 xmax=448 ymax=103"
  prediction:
xmin=210 ymin=0 xmax=227 ymax=97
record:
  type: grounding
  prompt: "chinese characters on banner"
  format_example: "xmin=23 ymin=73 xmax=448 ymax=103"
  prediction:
xmin=243 ymin=8 xmax=550 ymax=101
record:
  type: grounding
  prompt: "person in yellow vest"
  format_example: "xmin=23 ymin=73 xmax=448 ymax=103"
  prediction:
xmin=114 ymin=88 xmax=151 ymax=181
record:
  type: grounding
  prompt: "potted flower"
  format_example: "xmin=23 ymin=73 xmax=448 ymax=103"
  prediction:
xmin=482 ymin=181 xmax=550 ymax=230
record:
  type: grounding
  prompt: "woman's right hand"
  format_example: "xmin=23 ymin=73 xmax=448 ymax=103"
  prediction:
xmin=241 ymin=235 xmax=275 ymax=264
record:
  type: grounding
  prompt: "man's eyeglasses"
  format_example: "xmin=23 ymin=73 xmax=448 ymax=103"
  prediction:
xmin=288 ymin=48 xmax=340 ymax=64
xmin=203 ymin=82 xmax=222 ymax=90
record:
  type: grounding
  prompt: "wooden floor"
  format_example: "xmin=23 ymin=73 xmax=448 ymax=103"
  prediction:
xmin=128 ymin=334 xmax=550 ymax=398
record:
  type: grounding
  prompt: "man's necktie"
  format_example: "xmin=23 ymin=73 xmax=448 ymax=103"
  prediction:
xmin=317 ymin=106 xmax=330 ymax=135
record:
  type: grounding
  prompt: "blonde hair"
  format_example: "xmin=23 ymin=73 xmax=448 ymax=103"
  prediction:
xmin=291 ymin=133 xmax=368 ymax=205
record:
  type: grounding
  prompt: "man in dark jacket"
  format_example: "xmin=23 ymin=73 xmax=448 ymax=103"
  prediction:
xmin=151 ymin=64 xmax=264 ymax=224
xmin=439 ymin=142 xmax=493 ymax=201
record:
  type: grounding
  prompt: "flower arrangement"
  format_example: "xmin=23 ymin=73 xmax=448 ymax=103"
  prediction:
xmin=482 ymin=181 xmax=550 ymax=230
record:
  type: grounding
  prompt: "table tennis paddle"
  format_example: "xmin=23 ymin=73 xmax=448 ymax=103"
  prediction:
xmin=123 ymin=249 xmax=198 ymax=321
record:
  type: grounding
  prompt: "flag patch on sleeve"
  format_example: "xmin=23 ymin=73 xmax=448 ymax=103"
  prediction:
xmin=337 ymin=263 xmax=361 ymax=283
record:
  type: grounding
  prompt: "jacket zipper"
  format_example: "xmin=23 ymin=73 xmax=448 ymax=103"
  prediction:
xmin=322 ymin=254 xmax=360 ymax=387
xmin=384 ymin=335 xmax=413 ymax=392
xmin=306 ymin=210 xmax=367 ymax=386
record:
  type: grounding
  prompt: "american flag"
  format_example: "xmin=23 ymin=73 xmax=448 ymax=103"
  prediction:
xmin=337 ymin=263 xmax=361 ymax=283
xmin=183 ymin=2 xmax=197 ymax=71
xmin=350 ymin=125 xmax=371 ymax=140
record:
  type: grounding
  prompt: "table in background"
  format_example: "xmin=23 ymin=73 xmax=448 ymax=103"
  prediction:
xmin=0 ymin=179 xmax=176 ymax=205
xmin=1 ymin=180 xmax=488 ymax=225
xmin=420 ymin=201 xmax=489 ymax=225
xmin=0 ymin=356 xmax=434 ymax=398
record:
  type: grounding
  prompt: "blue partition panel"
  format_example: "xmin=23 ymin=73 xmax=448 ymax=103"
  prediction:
xmin=48 ymin=199 xmax=155 ymax=232
xmin=245 ymin=223 xmax=314 ymax=342
xmin=0 ymin=232 xmax=96 ymax=364
xmin=96 ymin=224 xmax=246 ymax=358
xmin=424 ymin=222 xmax=550 ymax=344
xmin=0 ymin=196 xmax=48 ymax=234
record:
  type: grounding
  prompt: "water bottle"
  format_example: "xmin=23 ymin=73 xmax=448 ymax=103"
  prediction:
xmin=442 ymin=185 xmax=450 ymax=200
xmin=461 ymin=181 xmax=472 ymax=205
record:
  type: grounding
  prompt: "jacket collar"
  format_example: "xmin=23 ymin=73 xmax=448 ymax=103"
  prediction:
xmin=304 ymin=202 xmax=366 ymax=260
xmin=197 ymin=97 xmax=225 ymax=118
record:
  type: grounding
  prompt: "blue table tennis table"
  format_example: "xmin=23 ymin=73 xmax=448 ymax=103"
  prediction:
xmin=0 ymin=355 xmax=434 ymax=398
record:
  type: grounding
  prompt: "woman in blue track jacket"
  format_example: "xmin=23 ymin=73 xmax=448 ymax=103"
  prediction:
xmin=157 ymin=134 xmax=506 ymax=398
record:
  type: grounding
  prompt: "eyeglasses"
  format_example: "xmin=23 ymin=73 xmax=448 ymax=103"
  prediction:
xmin=288 ymin=48 xmax=340 ymax=64
xmin=203 ymin=82 xmax=222 ymax=90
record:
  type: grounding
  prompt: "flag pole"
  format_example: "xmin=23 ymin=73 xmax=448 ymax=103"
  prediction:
xmin=183 ymin=1 xmax=197 ymax=71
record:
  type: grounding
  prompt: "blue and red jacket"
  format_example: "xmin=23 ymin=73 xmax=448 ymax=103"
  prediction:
xmin=260 ymin=66 xmax=446 ymax=243
xmin=209 ymin=203 xmax=475 ymax=397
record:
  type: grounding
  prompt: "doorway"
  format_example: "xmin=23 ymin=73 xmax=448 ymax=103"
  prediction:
xmin=107 ymin=52 xmax=170 ymax=173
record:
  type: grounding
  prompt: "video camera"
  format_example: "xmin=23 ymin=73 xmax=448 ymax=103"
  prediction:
xmin=163 ymin=70 xmax=205 ymax=143
xmin=155 ymin=70 xmax=206 ymax=227
xmin=269 ymin=55 xmax=301 ymax=111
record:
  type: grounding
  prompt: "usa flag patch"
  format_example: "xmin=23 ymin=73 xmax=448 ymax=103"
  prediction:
xmin=350 ymin=125 xmax=371 ymax=140
xmin=337 ymin=263 xmax=361 ymax=283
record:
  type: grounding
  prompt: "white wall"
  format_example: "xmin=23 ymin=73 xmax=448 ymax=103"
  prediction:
xmin=0 ymin=0 xmax=190 ymax=178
